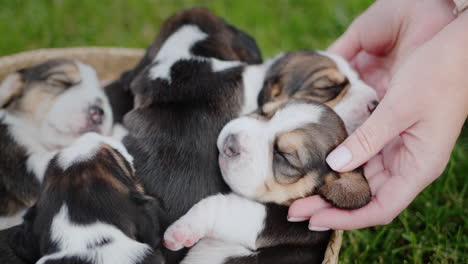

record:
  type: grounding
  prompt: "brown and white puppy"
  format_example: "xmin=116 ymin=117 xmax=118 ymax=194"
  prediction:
xmin=7 ymin=133 xmax=164 ymax=264
xmin=0 ymin=59 xmax=114 ymax=229
xmin=242 ymin=50 xmax=379 ymax=133
xmin=163 ymin=99 xmax=371 ymax=264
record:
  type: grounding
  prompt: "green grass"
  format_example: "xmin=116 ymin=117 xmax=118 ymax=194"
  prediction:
xmin=0 ymin=0 xmax=466 ymax=263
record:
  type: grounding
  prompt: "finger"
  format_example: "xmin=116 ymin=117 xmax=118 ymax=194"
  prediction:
xmin=367 ymin=170 xmax=391 ymax=193
xmin=326 ymin=99 xmax=412 ymax=172
xmin=308 ymin=174 xmax=419 ymax=230
xmin=327 ymin=28 xmax=361 ymax=61
xmin=287 ymin=195 xmax=332 ymax=221
xmin=363 ymin=153 xmax=384 ymax=180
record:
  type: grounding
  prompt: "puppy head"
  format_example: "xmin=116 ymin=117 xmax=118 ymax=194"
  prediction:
xmin=145 ymin=7 xmax=262 ymax=65
xmin=217 ymin=99 xmax=371 ymax=208
xmin=257 ymin=51 xmax=378 ymax=133
xmin=11 ymin=133 xmax=162 ymax=262
xmin=0 ymin=59 xmax=113 ymax=150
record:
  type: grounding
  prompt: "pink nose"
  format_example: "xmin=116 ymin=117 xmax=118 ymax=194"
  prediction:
xmin=367 ymin=100 xmax=379 ymax=113
xmin=88 ymin=105 xmax=105 ymax=125
xmin=223 ymin=134 xmax=240 ymax=157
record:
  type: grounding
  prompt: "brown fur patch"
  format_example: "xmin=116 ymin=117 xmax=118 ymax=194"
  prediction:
xmin=256 ymin=171 xmax=321 ymax=206
xmin=319 ymin=169 xmax=371 ymax=209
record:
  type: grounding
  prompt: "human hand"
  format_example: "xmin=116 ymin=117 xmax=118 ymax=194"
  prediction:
xmin=328 ymin=0 xmax=455 ymax=98
xmin=288 ymin=3 xmax=468 ymax=230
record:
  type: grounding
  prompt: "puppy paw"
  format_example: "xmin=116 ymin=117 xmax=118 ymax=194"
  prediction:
xmin=319 ymin=172 xmax=371 ymax=210
xmin=163 ymin=223 xmax=203 ymax=251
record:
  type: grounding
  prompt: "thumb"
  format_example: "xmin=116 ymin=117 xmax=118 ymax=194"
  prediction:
xmin=326 ymin=100 xmax=411 ymax=172
xmin=327 ymin=25 xmax=361 ymax=61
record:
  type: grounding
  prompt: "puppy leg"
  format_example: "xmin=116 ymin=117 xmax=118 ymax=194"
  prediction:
xmin=318 ymin=169 xmax=371 ymax=210
xmin=181 ymin=239 xmax=252 ymax=264
xmin=163 ymin=193 xmax=265 ymax=251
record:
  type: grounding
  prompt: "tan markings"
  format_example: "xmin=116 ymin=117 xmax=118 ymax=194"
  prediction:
xmin=14 ymin=84 xmax=59 ymax=124
xmin=46 ymin=63 xmax=81 ymax=87
xmin=323 ymin=83 xmax=349 ymax=108
xmin=262 ymin=100 xmax=285 ymax=116
xmin=255 ymin=171 xmax=321 ymax=205
xmin=276 ymin=131 xmax=302 ymax=154
xmin=0 ymin=73 xmax=24 ymax=107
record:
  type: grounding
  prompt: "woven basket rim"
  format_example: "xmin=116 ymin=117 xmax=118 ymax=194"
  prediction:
xmin=0 ymin=47 xmax=343 ymax=264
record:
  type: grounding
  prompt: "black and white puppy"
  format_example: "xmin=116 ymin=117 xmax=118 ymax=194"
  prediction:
xmin=163 ymin=99 xmax=371 ymax=264
xmin=123 ymin=7 xmax=261 ymax=224
xmin=105 ymin=7 xmax=262 ymax=123
xmin=242 ymin=50 xmax=379 ymax=133
xmin=121 ymin=7 xmax=262 ymax=263
xmin=8 ymin=133 xmax=164 ymax=264
xmin=0 ymin=59 xmax=114 ymax=229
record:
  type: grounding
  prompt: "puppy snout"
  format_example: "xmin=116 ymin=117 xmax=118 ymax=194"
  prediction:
xmin=367 ymin=100 xmax=379 ymax=113
xmin=88 ymin=105 xmax=105 ymax=125
xmin=223 ymin=134 xmax=240 ymax=157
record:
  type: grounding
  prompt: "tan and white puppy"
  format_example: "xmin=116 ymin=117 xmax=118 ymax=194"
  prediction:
xmin=163 ymin=99 xmax=371 ymax=264
xmin=241 ymin=50 xmax=379 ymax=133
xmin=0 ymin=59 xmax=114 ymax=229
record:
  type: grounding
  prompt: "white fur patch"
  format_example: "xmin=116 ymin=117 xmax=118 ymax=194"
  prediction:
xmin=317 ymin=51 xmax=378 ymax=133
xmin=58 ymin=133 xmax=133 ymax=171
xmin=149 ymin=25 xmax=243 ymax=82
xmin=217 ymin=103 xmax=323 ymax=199
xmin=1 ymin=110 xmax=55 ymax=182
xmin=240 ymin=54 xmax=283 ymax=115
xmin=164 ymin=193 xmax=266 ymax=252
xmin=37 ymin=204 xmax=151 ymax=264
xmin=0 ymin=209 xmax=26 ymax=230
xmin=182 ymin=239 xmax=254 ymax=264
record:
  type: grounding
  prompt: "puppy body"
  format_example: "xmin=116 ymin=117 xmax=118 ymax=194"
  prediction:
xmin=122 ymin=8 xmax=261 ymax=227
xmin=0 ymin=59 xmax=114 ymax=229
xmin=164 ymin=100 xmax=371 ymax=264
xmin=9 ymin=133 xmax=164 ymax=264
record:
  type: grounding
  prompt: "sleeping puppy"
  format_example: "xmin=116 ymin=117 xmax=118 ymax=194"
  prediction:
xmin=242 ymin=50 xmax=379 ymax=133
xmin=105 ymin=7 xmax=262 ymax=123
xmin=163 ymin=99 xmax=371 ymax=264
xmin=8 ymin=133 xmax=164 ymax=264
xmin=121 ymin=7 xmax=262 ymax=263
xmin=0 ymin=59 xmax=114 ymax=229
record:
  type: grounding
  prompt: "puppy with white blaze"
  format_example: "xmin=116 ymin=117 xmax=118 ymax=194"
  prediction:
xmin=4 ymin=133 xmax=164 ymax=264
xmin=242 ymin=50 xmax=379 ymax=134
xmin=164 ymin=99 xmax=371 ymax=264
xmin=0 ymin=59 xmax=115 ymax=230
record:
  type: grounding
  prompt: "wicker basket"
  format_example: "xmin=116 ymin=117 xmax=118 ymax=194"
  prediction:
xmin=0 ymin=47 xmax=343 ymax=264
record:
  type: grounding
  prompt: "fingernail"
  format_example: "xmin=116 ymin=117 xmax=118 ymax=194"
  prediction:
xmin=309 ymin=226 xmax=331 ymax=232
xmin=287 ymin=217 xmax=308 ymax=222
xmin=326 ymin=146 xmax=352 ymax=170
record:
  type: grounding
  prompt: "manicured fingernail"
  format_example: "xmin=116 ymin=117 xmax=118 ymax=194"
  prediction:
xmin=326 ymin=146 xmax=352 ymax=170
xmin=309 ymin=226 xmax=330 ymax=231
xmin=287 ymin=217 xmax=308 ymax=222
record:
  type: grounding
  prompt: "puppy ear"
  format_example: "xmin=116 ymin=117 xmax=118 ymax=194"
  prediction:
xmin=9 ymin=206 xmax=41 ymax=263
xmin=0 ymin=72 xmax=24 ymax=108
xmin=318 ymin=168 xmax=371 ymax=210
xmin=135 ymin=197 xmax=164 ymax=250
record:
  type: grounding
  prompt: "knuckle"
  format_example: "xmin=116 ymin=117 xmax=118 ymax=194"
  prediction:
xmin=353 ymin=127 xmax=376 ymax=155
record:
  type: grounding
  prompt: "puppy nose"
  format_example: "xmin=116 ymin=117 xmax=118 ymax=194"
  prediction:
xmin=367 ymin=100 xmax=379 ymax=113
xmin=88 ymin=105 xmax=105 ymax=125
xmin=223 ymin=134 xmax=240 ymax=157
